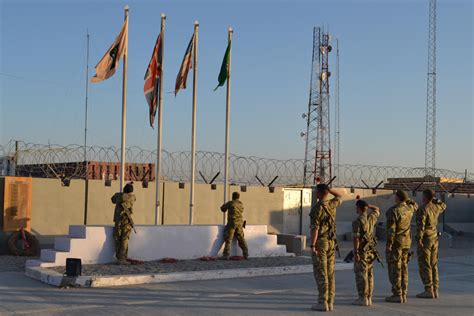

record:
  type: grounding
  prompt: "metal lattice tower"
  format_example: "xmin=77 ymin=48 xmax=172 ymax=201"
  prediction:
xmin=334 ymin=39 xmax=340 ymax=182
xmin=303 ymin=27 xmax=332 ymax=186
xmin=425 ymin=0 xmax=437 ymax=177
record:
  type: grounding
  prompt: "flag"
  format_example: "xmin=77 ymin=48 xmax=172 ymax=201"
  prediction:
xmin=91 ymin=17 xmax=128 ymax=83
xmin=214 ymin=42 xmax=231 ymax=91
xmin=144 ymin=33 xmax=163 ymax=128
xmin=174 ymin=34 xmax=195 ymax=96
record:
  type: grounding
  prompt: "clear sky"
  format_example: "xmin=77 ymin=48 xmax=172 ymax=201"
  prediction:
xmin=0 ymin=0 xmax=472 ymax=171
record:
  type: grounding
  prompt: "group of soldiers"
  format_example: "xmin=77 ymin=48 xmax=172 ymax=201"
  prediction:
xmin=110 ymin=182 xmax=446 ymax=312
xmin=110 ymin=184 xmax=249 ymax=265
xmin=310 ymin=184 xmax=446 ymax=311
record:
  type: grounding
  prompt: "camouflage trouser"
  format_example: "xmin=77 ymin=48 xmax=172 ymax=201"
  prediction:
xmin=417 ymin=237 xmax=439 ymax=290
xmin=387 ymin=247 xmax=410 ymax=296
xmin=223 ymin=225 xmax=248 ymax=257
xmin=113 ymin=218 xmax=132 ymax=260
xmin=354 ymin=251 xmax=376 ymax=299
xmin=312 ymin=239 xmax=336 ymax=305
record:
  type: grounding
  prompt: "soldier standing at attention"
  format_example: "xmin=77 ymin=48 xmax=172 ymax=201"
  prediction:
xmin=310 ymin=184 xmax=342 ymax=312
xmin=385 ymin=190 xmax=418 ymax=303
xmin=416 ymin=189 xmax=447 ymax=299
xmin=220 ymin=192 xmax=249 ymax=259
xmin=352 ymin=200 xmax=380 ymax=307
xmin=111 ymin=183 xmax=136 ymax=265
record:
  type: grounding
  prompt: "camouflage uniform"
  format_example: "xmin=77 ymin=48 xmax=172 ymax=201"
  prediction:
xmin=111 ymin=192 xmax=136 ymax=261
xmin=221 ymin=199 xmax=248 ymax=258
xmin=416 ymin=199 xmax=446 ymax=296
xmin=352 ymin=209 xmax=380 ymax=303
xmin=310 ymin=196 xmax=342 ymax=307
xmin=386 ymin=200 xmax=418 ymax=300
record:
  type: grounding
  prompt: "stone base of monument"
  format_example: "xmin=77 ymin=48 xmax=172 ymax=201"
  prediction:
xmin=26 ymin=225 xmax=291 ymax=269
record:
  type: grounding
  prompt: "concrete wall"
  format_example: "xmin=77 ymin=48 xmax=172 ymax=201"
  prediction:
xmin=1 ymin=177 xmax=473 ymax=250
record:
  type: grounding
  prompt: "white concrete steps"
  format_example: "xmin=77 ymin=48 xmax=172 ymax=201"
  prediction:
xmin=27 ymin=225 xmax=292 ymax=268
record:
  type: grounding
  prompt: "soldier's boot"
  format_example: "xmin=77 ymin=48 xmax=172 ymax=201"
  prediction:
xmin=368 ymin=297 xmax=373 ymax=306
xmin=416 ymin=287 xmax=434 ymax=299
xmin=351 ymin=297 xmax=368 ymax=306
xmin=385 ymin=295 xmax=402 ymax=303
xmin=402 ymin=295 xmax=407 ymax=303
xmin=328 ymin=302 xmax=334 ymax=311
xmin=433 ymin=288 xmax=439 ymax=298
xmin=117 ymin=259 xmax=130 ymax=265
xmin=311 ymin=303 xmax=328 ymax=312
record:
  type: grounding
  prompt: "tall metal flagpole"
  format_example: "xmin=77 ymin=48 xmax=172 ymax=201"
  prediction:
xmin=119 ymin=5 xmax=129 ymax=192
xmin=84 ymin=30 xmax=90 ymax=161
xmin=223 ymin=27 xmax=233 ymax=224
xmin=83 ymin=30 xmax=90 ymax=225
xmin=155 ymin=13 xmax=166 ymax=225
xmin=189 ymin=21 xmax=199 ymax=225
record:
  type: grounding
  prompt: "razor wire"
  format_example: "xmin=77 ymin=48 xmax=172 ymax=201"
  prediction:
xmin=1 ymin=140 xmax=472 ymax=187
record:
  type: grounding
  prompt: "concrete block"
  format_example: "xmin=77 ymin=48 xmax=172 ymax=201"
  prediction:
xmin=31 ymin=224 xmax=291 ymax=267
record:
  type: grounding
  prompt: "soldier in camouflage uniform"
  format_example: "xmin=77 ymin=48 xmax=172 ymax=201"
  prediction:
xmin=385 ymin=190 xmax=418 ymax=303
xmin=352 ymin=200 xmax=380 ymax=307
xmin=416 ymin=189 xmax=446 ymax=299
xmin=220 ymin=192 xmax=248 ymax=259
xmin=111 ymin=183 xmax=136 ymax=265
xmin=310 ymin=184 xmax=342 ymax=312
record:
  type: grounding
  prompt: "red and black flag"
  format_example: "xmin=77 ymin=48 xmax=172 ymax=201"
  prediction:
xmin=144 ymin=33 xmax=163 ymax=128
xmin=174 ymin=33 xmax=195 ymax=96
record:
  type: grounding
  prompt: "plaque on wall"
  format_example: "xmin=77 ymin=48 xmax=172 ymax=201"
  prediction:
xmin=3 ymin=177 xmax=32 ymax=232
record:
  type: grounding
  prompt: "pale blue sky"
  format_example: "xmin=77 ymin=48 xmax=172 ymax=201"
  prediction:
xmin=0 ymin=0 xmax=472 ymax=171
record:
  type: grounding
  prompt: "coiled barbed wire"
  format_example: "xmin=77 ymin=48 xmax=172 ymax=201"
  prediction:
xmin=0 ymin=140 xmax=472 ymax=187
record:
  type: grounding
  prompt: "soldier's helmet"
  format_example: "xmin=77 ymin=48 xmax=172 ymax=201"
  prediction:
xmin=124 ymin=183 xmax=134 ymax=193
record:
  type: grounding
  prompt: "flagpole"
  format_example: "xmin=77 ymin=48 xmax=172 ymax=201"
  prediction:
xmin=223 ymin=27 xmax=233 ymax=225
xmin=189 ymin=21 xmax=199 ymax=225
xmin=155 ymin=13 xmax=166 ymax=225
xmin=120 ymin=5 xmax=129 ymax=192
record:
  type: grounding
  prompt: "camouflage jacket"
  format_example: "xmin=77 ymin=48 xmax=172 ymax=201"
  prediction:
xmin=352 ymin=209 xmax=380 ymax=251
xmin=111 ymin=192 xmax=136 ymax=223
xmin=221 ymin=200 xmax=244 ymax=228
xmin=386 ymin=200 xmax=418 ymax=248
xmin=309 ymin=196 xmax=342 ymax=240
xmin=416 ymin=199 xmax=447 ymax=242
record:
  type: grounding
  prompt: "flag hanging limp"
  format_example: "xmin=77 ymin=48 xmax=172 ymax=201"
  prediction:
xmin=144 ymin=33 xmax=163 ymax=128
xmin=174 ymin=34 xmax=195 ymax=96
xmin=91 ymin=17 xmax=128 ymax=83
xmin=214 ymin=42 xmax=230 ymax=91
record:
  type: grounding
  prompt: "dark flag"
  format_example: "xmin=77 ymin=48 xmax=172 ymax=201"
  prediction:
xmin=214 ymin=42 xmax=231 ymax=91
xmin=144 ymin=33 xmax=163 ymax=128
xmin=174 ymin=34 xmax=195 ymax=96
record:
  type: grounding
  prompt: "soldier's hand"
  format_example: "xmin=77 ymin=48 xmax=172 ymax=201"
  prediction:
xmin=418 ymin=241 xmax=424 ymax=248
xmin=311 ymin=244 xmax=318 ymax=256
xmin=355 ymin=252 xmax=361 ymax=262
xmin=386 ymin=245 xmax=392 ymax=254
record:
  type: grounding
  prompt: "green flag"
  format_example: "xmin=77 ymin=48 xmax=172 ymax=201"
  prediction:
xmin=214 ymin=42 xmax=231 ymax=91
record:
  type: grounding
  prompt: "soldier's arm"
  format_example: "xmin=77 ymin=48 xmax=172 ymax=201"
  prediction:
xmin=111 ymin=193 xmax=122 ymax=204
xmin=386 ymin=209 xmax=397 ymax=251
xmin=328 ymin=188 xmax=342 ymax=208
xmin=220 ymin=202 xmax=229 ymax=213
xmin=434 ymin=198 xmax=447 ymax=214
xmin=367 ymin=205 xmax=380 ymax=227
xmin=352 ymin=220 xmax=361 ymax=260
xmin=416 ymin=207 xmax=426 ymax=245
xmin=310 ymin=206 xmax=322 ymax=252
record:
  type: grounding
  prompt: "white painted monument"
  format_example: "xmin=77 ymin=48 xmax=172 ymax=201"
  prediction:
xmin=27 ymin=225 xmax=291 ymax=268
